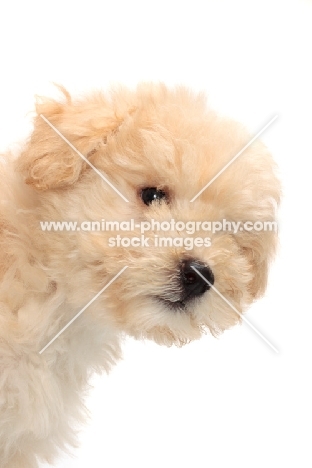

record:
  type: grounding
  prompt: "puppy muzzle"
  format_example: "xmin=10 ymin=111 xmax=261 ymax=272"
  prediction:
xmin=157 ymin=258 xmax=214 ymax=311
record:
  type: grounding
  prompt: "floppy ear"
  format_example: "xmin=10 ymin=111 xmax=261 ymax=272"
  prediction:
xmin=238 ymin=229 xmax=278 ymax=299
xmin=233 ymin=142 xmax=281 ymax=300
xmin=16 ymin=88 xmax=130 ymax=190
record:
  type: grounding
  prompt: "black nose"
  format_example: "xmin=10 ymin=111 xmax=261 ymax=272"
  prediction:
xmin=180 ymin=259 xmax=214 ymax=300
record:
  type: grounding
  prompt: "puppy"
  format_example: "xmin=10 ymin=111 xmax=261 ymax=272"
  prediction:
xmin=0 ymin=84 xmax=280 ymax=467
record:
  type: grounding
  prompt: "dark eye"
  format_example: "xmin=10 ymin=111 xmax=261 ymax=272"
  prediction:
xmin=141 ymin=187 xmax=168 ymax=206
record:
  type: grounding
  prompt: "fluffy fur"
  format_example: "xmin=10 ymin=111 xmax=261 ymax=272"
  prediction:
xmin=0 ymin=84 xmax=280 ymax=467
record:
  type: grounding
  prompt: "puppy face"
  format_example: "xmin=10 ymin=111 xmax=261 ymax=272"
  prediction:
xmin=17 ymin=84 xmax=280 ymax=346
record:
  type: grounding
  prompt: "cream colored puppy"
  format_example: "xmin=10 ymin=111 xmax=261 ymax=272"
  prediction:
xmin=0 ymin=84 xmax=280 ymax=467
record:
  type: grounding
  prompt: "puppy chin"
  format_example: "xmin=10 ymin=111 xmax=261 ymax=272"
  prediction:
xmin=120 ymin=296 xmax=206 ymax=347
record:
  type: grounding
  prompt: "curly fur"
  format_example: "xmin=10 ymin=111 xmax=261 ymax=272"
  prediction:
xmin=0 ymin=83 xmax=280 ymax=466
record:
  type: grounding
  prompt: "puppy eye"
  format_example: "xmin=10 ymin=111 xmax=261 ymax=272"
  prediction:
xmin=141 ymin=187 xmax=168 ymax=206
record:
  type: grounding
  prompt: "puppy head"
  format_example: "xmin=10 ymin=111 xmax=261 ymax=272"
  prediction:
xmin=17 ymin=84 xmax=280 ymax=346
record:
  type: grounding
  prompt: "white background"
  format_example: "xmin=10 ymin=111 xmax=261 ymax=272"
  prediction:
xmin=1 ymin=1 xmax=311 ymax=467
